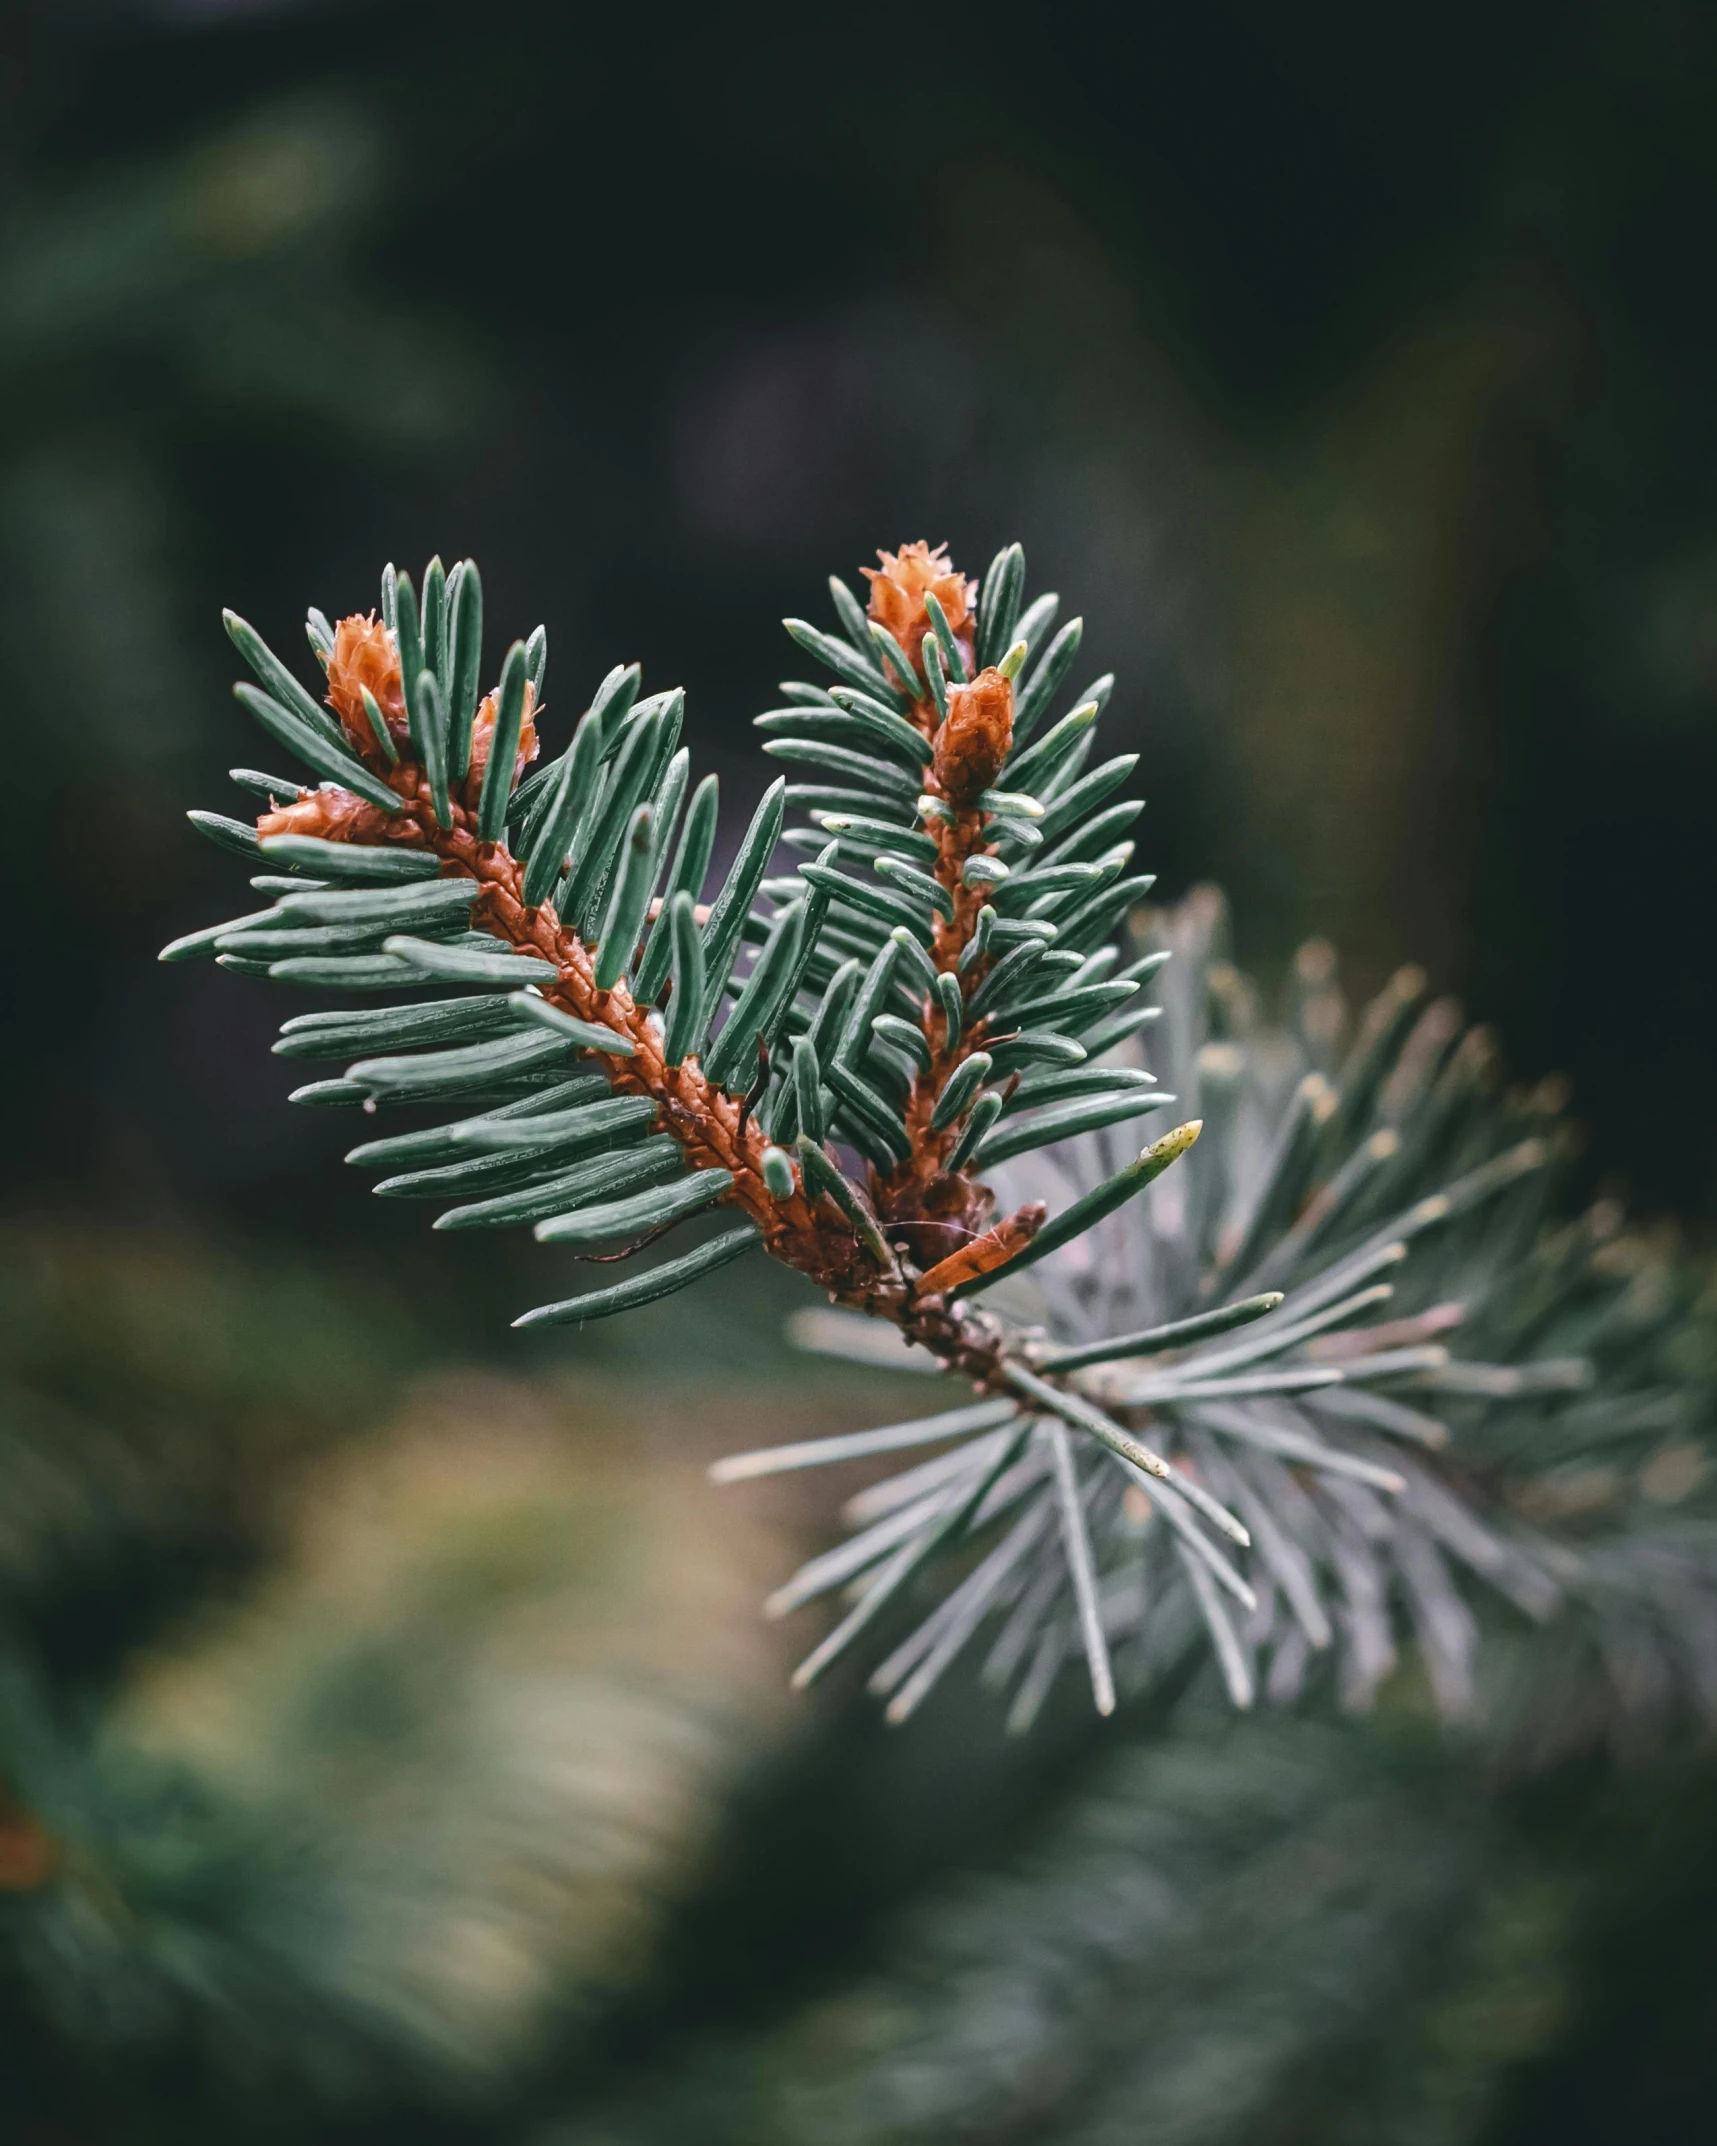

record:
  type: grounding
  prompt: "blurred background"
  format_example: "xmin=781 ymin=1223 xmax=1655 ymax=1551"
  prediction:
xmin=1 ymin=1 xmax=1715 ymax=2140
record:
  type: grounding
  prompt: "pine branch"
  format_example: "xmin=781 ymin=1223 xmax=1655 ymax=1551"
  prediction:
xmin=166 ymin=543 xmax=1198 ymax=1443
xmin=167 ymin=547 xmax=1717 ymax=1734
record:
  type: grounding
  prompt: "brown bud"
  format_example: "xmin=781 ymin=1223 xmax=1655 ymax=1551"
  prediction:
xmin=933 ymin=667 xmax=1014 ymax=807
xmin=324 ymin=613 xmax=407 ymax=766
xmin=862 ymin=540 xmax=977 ymax=681
xmin=256 ymin=786 xmax=402 ymax=845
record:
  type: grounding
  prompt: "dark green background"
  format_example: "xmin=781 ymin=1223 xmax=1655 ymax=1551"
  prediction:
xmin=2 ymin=4 xmax=1715 ymax=2141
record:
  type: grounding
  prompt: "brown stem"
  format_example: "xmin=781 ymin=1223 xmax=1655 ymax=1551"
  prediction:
xmin=864 ymin=673 xmax=1023 ymax=1274
xmin=263 ymin=764 xmax=889 ymax=1308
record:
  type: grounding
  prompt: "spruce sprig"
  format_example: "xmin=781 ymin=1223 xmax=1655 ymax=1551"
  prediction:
xmin=167 ymin=548 xmax=1712 ymax=1730
xmin=165 ymin=541 xmax=1193 ymax=1424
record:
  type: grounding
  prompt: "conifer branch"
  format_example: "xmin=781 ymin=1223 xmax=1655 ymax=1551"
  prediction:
xmin=171 ymin=546 xmax=1707 ymax=1732
xmin=167 ymin=542 xmax=1189 ymax=1413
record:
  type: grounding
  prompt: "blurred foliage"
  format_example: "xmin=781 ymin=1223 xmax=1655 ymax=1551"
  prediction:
xmin=529 ymin=1711 xmax=1717 ymax=2146
xmin=0 ymin=1220 xmax=419 ymax=1681
xmin=0 ymin=1224 xmax=840 ymax=2131
xmin=0 ymin=1216 xmax=1712 ymax=2145
xmin=24 ymin=1372 xmax=797 ymax=2106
